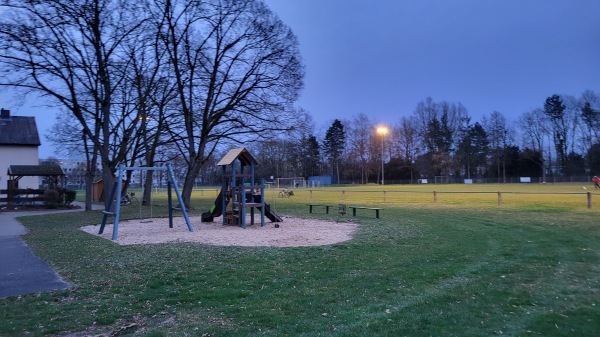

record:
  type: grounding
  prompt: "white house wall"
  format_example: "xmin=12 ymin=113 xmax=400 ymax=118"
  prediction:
xmin=0 ymin=146 xmax=39 ymax=189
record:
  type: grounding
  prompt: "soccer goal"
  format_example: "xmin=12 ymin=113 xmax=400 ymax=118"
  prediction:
xmin=434 ymin=176 xmax=450 ymax=184
xmin=276 ymin=177 xmax=306 ymax=188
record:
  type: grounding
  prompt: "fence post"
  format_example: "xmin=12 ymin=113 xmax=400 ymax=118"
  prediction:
xmin=497 ymin=192 xmax=502 ymax=206
xmin=342 ymin=190 xmax=345 ymax=200
xmin=433 ymin=191 xmax=437 ymax=203
xmin=310 ymin=189 xmax=313 ymax=200
xmin=587 ymin=192 xmax=592 ymax=209
xmin=383 ymin=190 xmax=387 ymax=202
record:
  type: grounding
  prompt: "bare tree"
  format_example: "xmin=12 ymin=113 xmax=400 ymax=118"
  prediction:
xmin=413 ymin=97 xmax=468 ymax=177
xmin=0 ymin=0 xmax=149 ymax=209
xmin=288 ymin=109 xmax=320 ymax=179
xmin=392 ymin=117 xmax=420 ymax=164
xmin=387 ymin=117 xmax=419 ymax=182
xmin=517 ymin=108 xmax=551 ymax=181
xmin=118 ymin=26 xmax=182 ymax=204
xmin=346 ymin=113 xmax=376 ymax=184
xmin=561 ymin=95 xmax=581 ymax=157
xmin=579 ymin=90 xmax=600 ymax=144
xmin=152 ymin=0 xmax=304 ymax=207
xmin=579 ymin=90 xmax=600 ymax=172
xmin=483 ymin=111 xmax=511 ymax=182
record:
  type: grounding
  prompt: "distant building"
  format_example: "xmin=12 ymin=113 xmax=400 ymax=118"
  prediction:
xmin=40 ymin=159 xmax=88 ymax=189
xmin=0 ymin=109 xmax=40 ymax=189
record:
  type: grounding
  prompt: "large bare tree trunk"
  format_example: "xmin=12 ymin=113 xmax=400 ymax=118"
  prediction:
xmin=181 ymin=161 xmax=203 ymax=208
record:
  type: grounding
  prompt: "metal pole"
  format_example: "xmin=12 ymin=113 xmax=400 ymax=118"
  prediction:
xmin=376 ymin=127 xmax=388 ymax=185
xmin=381 ymin=133 xmax=385 ymax=185
xmin=112 ymin=163 xmax=124 ymax=240
xmin=166 ymin=164 xmax=193 ymax=232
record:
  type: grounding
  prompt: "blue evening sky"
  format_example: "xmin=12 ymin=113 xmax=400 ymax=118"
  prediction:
xmin=263 ymin=0 xmax=600 ymax=129
xmin=3 ymin=0 xmax=599 ymax=158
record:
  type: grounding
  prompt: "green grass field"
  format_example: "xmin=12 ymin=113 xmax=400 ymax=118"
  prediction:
xmin=1 ymin=183 xmax=599 ymax=336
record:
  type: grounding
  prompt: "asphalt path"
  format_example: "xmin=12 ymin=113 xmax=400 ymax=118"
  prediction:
xmin=0 ymin=203 xmax=101 ymax=299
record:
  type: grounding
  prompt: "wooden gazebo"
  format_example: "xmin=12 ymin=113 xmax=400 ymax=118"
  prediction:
xmin=2 ymin=164 xmax=65 ymax=206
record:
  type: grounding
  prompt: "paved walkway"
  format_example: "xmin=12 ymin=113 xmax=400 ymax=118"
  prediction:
xmin=0 ymin=203 xmax=102 ymax=299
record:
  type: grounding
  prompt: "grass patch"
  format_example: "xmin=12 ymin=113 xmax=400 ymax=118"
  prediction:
xmin=1 ymin=184 xmax=599 ymax=336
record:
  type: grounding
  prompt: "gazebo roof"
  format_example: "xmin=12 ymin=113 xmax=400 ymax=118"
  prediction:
xmin=8 ymin=164 xmax=64 ymax=177
xmin=217 ymin=148 xmax=258 ymax=166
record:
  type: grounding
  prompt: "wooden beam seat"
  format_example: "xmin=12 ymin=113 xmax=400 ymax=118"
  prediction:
xmin=307 ymin=204 xmax=332 ymax=214
xmin=348 ymin=206 xmax=383 ymax=218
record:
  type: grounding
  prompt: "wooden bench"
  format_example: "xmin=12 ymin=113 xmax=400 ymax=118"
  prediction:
xmin=308 ymin=204 xmax=332 ymax=214
xmin=349 ymin=206 xmax=383 ymax=218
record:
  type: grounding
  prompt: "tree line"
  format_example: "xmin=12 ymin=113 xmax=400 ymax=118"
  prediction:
xmin=246 ymin=93 xmax=600 ymax=185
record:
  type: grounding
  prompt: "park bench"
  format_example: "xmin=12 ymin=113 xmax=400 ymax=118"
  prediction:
xmin=308 ymin=204 xmax=332 ymax=214
xmin=348 ymin=206 xmax=383 ymax=218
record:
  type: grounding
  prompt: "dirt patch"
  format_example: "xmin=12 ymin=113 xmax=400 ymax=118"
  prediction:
xmin=80 ymin=215 xmax=358 ymax=247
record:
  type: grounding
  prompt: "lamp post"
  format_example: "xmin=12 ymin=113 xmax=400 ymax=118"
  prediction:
xmin=376 ymin=127 xmax=388 ymax=185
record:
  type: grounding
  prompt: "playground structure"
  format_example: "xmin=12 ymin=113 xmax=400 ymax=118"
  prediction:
xmin=202 ymin=148 xmax=282 ymax=228
xmin=99 ymin=163 xmax=193 ymax=240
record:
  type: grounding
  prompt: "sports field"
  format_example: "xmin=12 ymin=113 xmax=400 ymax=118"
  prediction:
xmin=268 ymin=183 xmax=599 ymax=211
xmin=1 ymin=183 xmax=599 ymax=336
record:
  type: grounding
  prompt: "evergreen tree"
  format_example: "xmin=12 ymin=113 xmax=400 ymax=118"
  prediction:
xmin=587 ymin=143 xmax=600 ymax=174
xmin=544 ymin=95 xmax=568 ymax=175
xmin=519 ymin=148 xmax=545 ymax=177
xmin=457 ymin=122 xmax=488 ymax=178
xmin=424 ymin=110 xmax=455 ymax=176
xmin=299 ymin=135 xmax=320 ymax=178
xmin=323 ymin=119 xmax=346 ymax=183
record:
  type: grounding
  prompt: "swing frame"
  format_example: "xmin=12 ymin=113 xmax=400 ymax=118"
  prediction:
xmin=138 ymin=170 xmax=154 ymax=222
xmin=99 ymin=163 xmax=193 ymax=240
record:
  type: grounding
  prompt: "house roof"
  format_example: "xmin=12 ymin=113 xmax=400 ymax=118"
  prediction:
xmin=0 ymin=116 xmax=41 ymax=146
xmin=8 ymin=164 xmax=64 ymax=177
xmin=217 ymin=148 xmax=258 ymax=166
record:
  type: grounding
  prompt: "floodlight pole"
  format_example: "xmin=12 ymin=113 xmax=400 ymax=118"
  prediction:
xmin=377 ymin=127 xmax=388 ymax=185
xmin=381 ymin=136 xmax=384 ymax=185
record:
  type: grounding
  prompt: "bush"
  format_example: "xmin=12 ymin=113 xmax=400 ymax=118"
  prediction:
xmin=63 ymin=189 xmax=77 ymax=206
xmin=44 ymin=189 xmax=61 ymax=208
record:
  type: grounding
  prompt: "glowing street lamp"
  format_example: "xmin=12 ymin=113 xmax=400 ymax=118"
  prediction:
xmin=376 ymin=126 xmax=388 ymax=185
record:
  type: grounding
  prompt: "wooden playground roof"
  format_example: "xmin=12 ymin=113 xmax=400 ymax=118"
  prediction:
xmin=217 ymin=148 xmax=258 ymax=166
